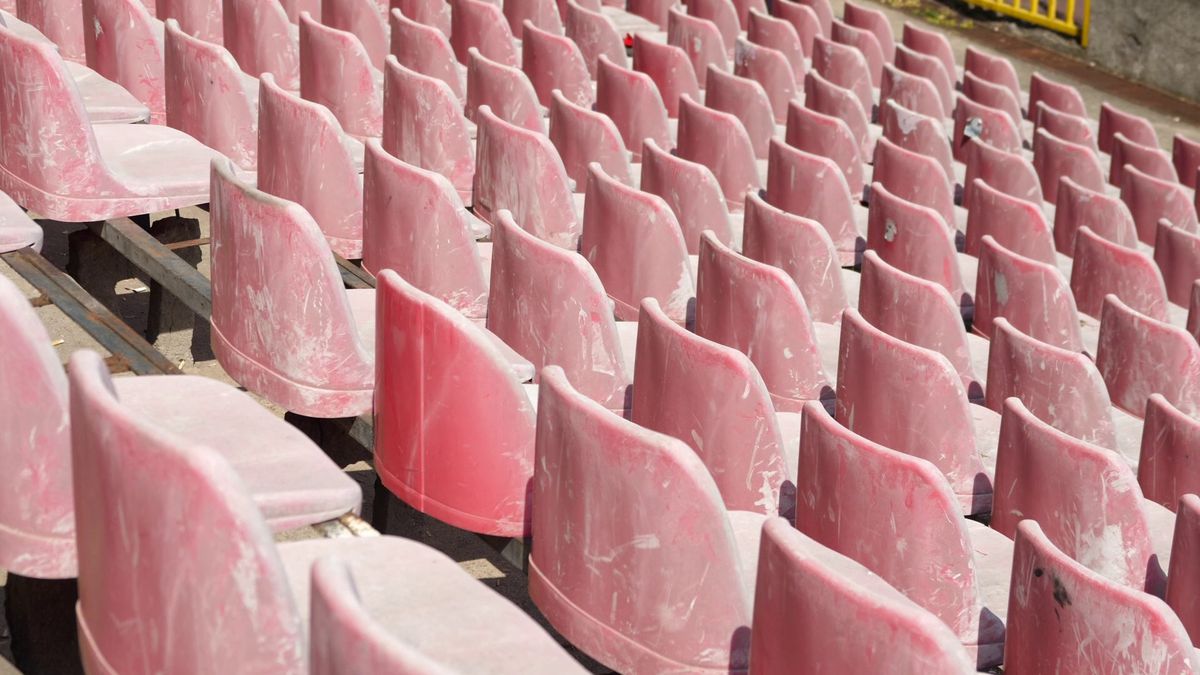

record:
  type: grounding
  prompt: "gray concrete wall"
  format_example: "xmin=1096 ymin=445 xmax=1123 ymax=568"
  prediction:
xmin=1087 ymin=0 xmax=1200 ymax=103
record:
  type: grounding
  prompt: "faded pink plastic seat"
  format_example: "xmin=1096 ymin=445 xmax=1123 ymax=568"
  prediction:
xmin=564 ymin=0 xmax=626 ymax=77
xmin=631 ymin=33 xmax=699 ymax=117
xmin=746 ymin=9 xmax=804 ymax=78
xmin=549 ymin=91 xmax=631 ymax=187
xmin=395 ymin=0 xmax=450 ymax=36
xmin=881 ymin=99 xmax=954 ymax=178
xmin=791 ymin=0 xmax=830 ymax=34
xmin=837 ymin=309 xmax=997 ymax=514
xmin=741 ymin=191 xmax=853 ymax=323
xmin=688 ymin=0 xmax=739 ymax=52
xmin=1098 ymin=101 xmax=1158 ymax=154
xmin=829 ymin=19 xmax=882 ymax=87
xmin=1033 ymin=128 xmax=1107 ymax=205
xmin=388 ymin=8 xmax=462 ymax=100
xmin=952 ymin=95 xmax=1024 ymax=162
xmin=750 ymin=518 xmax=977 ymax=674
xmin=581 ymin=163 xmax=692 ymax=322
xmin=164 ymin=19 xmax=258 ymax=171
xmin=879 ymin=62 xmax=944 ymax=120
xmin=902 ymin=21 xmax=955 ymax=87
xmin=487 ymin=211 xmax=632 ymax=408
xmin=1140 ymin=397 xmax=1200 ymax=513
xmin=529 ymin=365 xmax=762 ymax=674
xmin=0 ymin=189 xmax=42 ymax=253
xmin=1053 ymin=174 xmax=1138 ymax=254
xmin=804 ymin=69 xmax=872 ymax=163
xmin=676 ymin=94 xmax=762 ymax=209
xmin=973 ymin=235 xmax=1086 ymax=351
xmin=1033 ymin=99 xmax=1097 ymax=152
xmin=210 ymin=160 xmax=374 ymax=417
xmin=522 ymin=20 xmax=591 ymax=108
xmin=1070 ymin=225 xmax=1168 ymax=321
xmin=962 ymin=137 xmax=1042 ymax=206
xmin=695 ymin=231 xmax=836 ymax=410
xmin=991 ymin=397 xmax=1174 ymax=595
xmin=381 ymin=56 xmax=474 ymax=203
xmin=595 ymin=54 xmax=671 ymax=159
xmin=785 ymin=100 xmax=865 ymax=197
xmin=16 ymin=0 xmax=85 ymax=61
xmin=633 ymin=295 xmax=801 ymax=514
xmin=842 ymin=0 xmax=893 ymax=61
xmin=964 ymin=47 xmax=1021 ymax=104
xmin=1167 ymin=496 xmax=1200 ymax=651
xmin=810 ymin=35 xmax=872 ymax=115
xmin=82 ymin=0 xmax=166 ymax=122
xmin=473 ymin=106 xmax=580 ymax=247
xmin=667 ymin=5 xmax=728 ymax=87
xmin=1096 ymin=294 xmax=1200 ymax=418
xmin=639 ymin=138 xmax=737 ymax=252
xmin=158 ymin=0 xmax=221 ymax=43
xmin=1111 ymin=131 xmax=1178 ymax=186
xmin=450 ymin=0 xmax=518 ymax=66
xmin=362 ymin=141 xmax=488 ymax=318
xmin=872 ymin=137 xmax=961 ymax=232
xmin=1004 ymin=519 xmax=1196 ymax=673
xmin=1173 ymin=133 xmax=1200 ymax=190
xmin=766 ymin=138 xmax=865 ymax=265
xmin=280 ymin=0 xmax=320 ymax=21
xmin=962 ymin=70 xmax=1023 ymax=128
xmin=795 ymin=402 xmax=1010 ymax=667
xmin=734 ymin=38 xmax=796 ymax=124
xmin=322 ymin=0 xmax=388 ymax=68
xmin=257 ymin=74 xmax=364 ymax=257
xmin=223 ymin=0 xmax=300 ymax=90
xmin=0 ymin=23 xmax=222 ymax=221
xmin=965 ymin=179 xmax=1057 ymax=267
xmin=1156 ymin=221 xmax=1200 ymax=307
xmin=298 ymin=13 xmax=382 ymax=140
xmin=894 ymin=43 xmax=953 ymax=117
xmin=1121 ymin=164 xmax=1200 ymax=245
xmin=773 ymin=0 xmax=820 ymax=56
xmin=704 ymin=67 xmax=777 ymax=159
xmin=465 ymin=47 xmax=543 ymax=131
xmin=627 ymin=0 xmax=671 ymax=28
xmin=1027 ymin=71 xmax=1088 ymax=120
xmin=504 ymin=0 xmax=562 ymax=37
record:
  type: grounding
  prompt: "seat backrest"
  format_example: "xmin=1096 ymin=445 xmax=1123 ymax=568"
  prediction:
xmin=963 ymin=46 xmax=1020 ymax=102
xmin=985 ymin=317 xmax=1117 ymax=449
xmin=688 ymin=0 xmax=738 ymax=52
xmin=795 ymin=402 xmax=997 ymax=643
xmin=389 ymin=8 xmax=462 ymax=100
xmin=734 ymin=37 xmax=796 ymax=124
xmin=842 ymin=0 xmax=893 ymax=62
xmin=1173 ymin=133 xmax=1200 ymax=190
xmin=639 ymin=138 xmax=733 ymax=253
xmin=773 ymin=0 xmax=820 ymax=57
xmin=1120 ymin=163 xmax=1200 ymax=245
xmin=1139 ymin=396 xmax=1200 ymax=512
xmin=676 ymin=94 xmax=761 ymax=209
xmin=15 ymin=0 xmax=85 ymax=60
xmin=964 ymin=178 xmax=1056 ymax=264
xmin=164 ymin=18 xmax=257 ymax=170
xmin=564 ymin=0 xmax=625 ymax=77
xmin=893 ymin=43 xmax=952 ymax=117
xmin=631 ymin=33 xmax=699 ymax=117
xmin=750 ymin=518 xmax=976 ymax=675
xmin=503 ymin=0 xmax=561 ymax=38
xmin=836 ymin=309 xmax=991 ymax=514
xmin=666 ymin=5 xmax=727 ymax=87
xmin=879 ymin=62 xmax=943 ymax=121
xmin=865 ymin=181 xmax=967 ymax=305
xmin=765 ymin=138 xmax=862 ymax=264
xmin=695 ymin=230 xmax=831 ymax=410
xmin=1034 ymin=100 xmax=1098 ymax=151
xmin=962 ymin=70 xmax=1022 ymax=127
xmin=362 ymin=141 xmax=487 ymax=317
xmin=1097 ymin=101 xmax=1159 ymax=155
xmin=1154 ymin=220 xmax=1200 ymax=307
xmin=829 ymin=19 xmax=882 ymax=87
xmin=298 ymin=13 xmax=382 ymax=138
xmin=880 ymin=99 xmax=953 ymax=177
xmin=962 ymin=137 xmax=1042 ymax=206
xmin=395 ymin=0 xmax=451 ymax=35
xmin=785 ymin=99 xmax=864 ymax=197
xmin=549 ymin=90 xmax=631 ymax=187
xmin=627 ymin=0 xmax=672 ymax=27
xmin=279 ymin=0 xmax=320 ymax=21
xmin=973 ymin=235 xmax=1085 ymax=350
xmin=952 ymin=94 xmax=1023 ymax=162
xmin=1005 ymin=519 xmax=1197 ymax=673
xmin=450 ymin=0 xmax=518 ymax=65
xmin=487 ymin=210 xmax=628 ymax=406
xmin=632 ymin=298 xmax=792 ymax=513
xmin=595 ymin=54 xmax=670 ymax=159
xmin=530 ymin=365 xmax=754 ymax=673
xmin=522 ymin=20 xmax=591 ymax=108
xmin=0 ymin=274 xmax=74 ymax=578
xmin=1070 ymin=225 xmax=1169 ymax=321
xmin=1027 ymin=71 xmax=1087 ymax=120
xmin=373 ymin=270 xmax=536 ymax=536
xmin=745 ymin=9 xmax=804 ymax=79
xmin=580 ymin=162 xmax=693 ymax=322
xmin=803 ymin=69 xmax=871 ymax=163
xmin=1166 ymin=494 xmax=1200 ymax=645
xmin=872 ymin=136 xmax=956 ymax=229
xmin=1033 ymin=128 xmax=1106 ymax=205
xmin=992 ymin=397 xmax=1160 ymax=591
xmin=256 ymin=73 xmax=364 ymax=257
xmin=82 ymin=0 xmax=165 ymax=119
xmin=158 ymin=0 xmax=221 ymax=43
xmin=223 ymin=0 xmax=299 ymax=89
xmin=741 ymin=190 xmax=850 ymax=322
xmin=704 ymin=66 xmax=775 ymax=159
xmin=1096 ymin=294 xmax=1200 ymax=417
xmin=1111 ymin=132 xmax=1179 ymax=186
xmin=809 ymin=35 xmax=872 ymax=115
xmin=791 ymin=0 xmax=830 ymax=35
xmin=381 ymin=56 xmax=474 ymax=200
xmin=321 ymin=0 xmax=388 ymax=68
xmin=68 ymin=349 xmax=306 ymax=674
xmin=465 ymin=47 xmax=542 ymax=131
xmin=1053 ymin=174 xmax=1139 ymax=254
xmin=901 ymin=21 xmax=956 ymax=89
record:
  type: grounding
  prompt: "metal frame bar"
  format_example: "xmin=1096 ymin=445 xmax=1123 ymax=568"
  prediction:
xmin=964 ymin=0 xmax=1090 ymax=45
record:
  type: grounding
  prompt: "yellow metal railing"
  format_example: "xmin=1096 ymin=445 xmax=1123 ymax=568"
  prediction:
xmin=963 ymin=0 xmax=1091 ymax=46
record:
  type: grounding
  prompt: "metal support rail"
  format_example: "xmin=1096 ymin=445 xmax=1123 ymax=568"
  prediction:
xmin=963 ymin=0 xmax=1091 ymax=46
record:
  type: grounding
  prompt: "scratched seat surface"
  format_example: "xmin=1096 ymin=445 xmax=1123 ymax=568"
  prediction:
xmin=595 ymin=54 xmax=672 ymax=159
xmin=450 ymin=0 xmax=518 ymax=66
xmin=224 ymin=0 xmax=300 ymax=89
xmin=389 ymin=8 xmax=463 ymax=100
xmin=298 ymin=13 xmax=383 ymax=140
xmin=522 ymin=21 xmax=593 ymax=108
xmin=83 ymin=0 xmax=166 ymax=122
xmin=321 ymin=0 xmax=389 ymax=68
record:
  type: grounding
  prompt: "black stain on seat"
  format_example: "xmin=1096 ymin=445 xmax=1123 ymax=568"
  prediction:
xmin=1052 ymin=576 xmax=1072 ymax=608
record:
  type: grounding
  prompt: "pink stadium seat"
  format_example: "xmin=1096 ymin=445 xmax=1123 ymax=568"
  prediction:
xmin=836 ymin=309 xmax=997 ymax=515
xmin=209 ymin=159 xmax=373 ymax=417
xmin=1070 ymin=226 xmax=1168 ymax=321
xmin=1027 ymin=71 xmax=1088 ymax=120
xmin=1140 ymin=396 xmax=1200 ymax=512
xmin=1004 ymin=520 xmax=1196 ymax=673
xmin=0 ymin=189 xmax=41 ymax=253
xmin=810 ymin=35 xmax=872 ymax=115
xmin=677 ymin=94 xmax=761 ymax=209
xmin=964 ymin=178 xmax=1056 ymax=264
xmin=880 ymin=99 xmax=954 ymax=178
xmin=741 ymin=191 xmax=853 ymax=323
xmin=1111 ymin=131 xmax=1178 ymax=186
xmin=1155 ymin=220 xmax=1200 ymax=307
xmin=842 ymin=0 xmax=893 ymax=61
xmin=964 ymin=47 xmax=1022 ymax=104
xmin=695 ymin=231 xmax=835 ymax=410
xmin=1033 ymin=128 xmax=1107 ymax=205
xmin=632 ymin=33 xmax=699 ymax=117
xmin=450 ymin=0 xmax=518 ymax=66
xmin=158 ymin=0 xmax=221 ymax=43
xmin=773 ymin=0 xmax=820 ymax=58
xmin=1173 ymin=133 xmax=1200 ymax=190
xmin=795 ymin=402 xmax=1009 ymax=668
xmin=729 ymin=0 xmax=766 ymax=30
xmin=595 ymin=54 xmax=671 ymax=159
xmin=705 ymin=67 xmax=777 ymax=159
xmin=973 ymin=235 xmax=1086 ymax=351
xmin=830 ymin=19 xmax=882 ymax=87
xmin=991 ymin=397 xmax=1174 ymax=595
xmin=734 ymin=37 xmax=796 ymax=123
xmin=879 ymin=62 xmax=944 ymax=120
xmin=894 ymin=43 xmax=953 ymax=117
xmin=299 ymin=13 xmax=383 ymax=139
xmin=1033 ymin=98 xmax=1096 ymax=151
xmin=549 ymin=91 xmax=631 ymax=187
xmin=361 ymin=141 xmax=488 ymax=317
xmin=279 ymin=0 xmax=320 ymax=22
xmin=639 ymin=138 xmax=735 ymax=253
xmin=902 ymin=21 xmax=955 ymax=88
xmin=627 ymin=0 xmax=671 ymax=28
xmin=688 ymin=0 xmax=739 ymax=52
xmin=1099 ymin=101 xmax=1159 ymax=155
xmin=952 ymin=95 xmax=1024 ymax=161
xmin=1167 ymin=496 xmax=1200 ymax=653
xmin=962 ymin=137 xmax=1042 ymax=206
xmin=522 ymin=21 xmax=591 ymax=107
xmin=465 ymin=48 xmax=542 ymax=130
xmin=322 ymin=0 xmax=388 ymax=68
xmin=1053 ymin=174 xmax=1139 ymax=254
xmin=487 ymin=211 xmax=632 ymax=408
xmin=1120 ymin=164 xmax=1200 ymax=244
xmin=395 ymin=0 xmax=450 ymax=36
xmin=82 ymin=0 xmax=165 ymax=122
xmin=746 ymin=9 xmax=805 ymax=78
xmin=528 ymin=365 xmax=762 ymax=674
xmin=804 ymin=69 xmax=872 ymax=162
xmin=164 ymin=19 xmax=258 ymax=170
xmin=667 ymin=6 xmax=728 ymax=87
xmin=750 ymin=518 xmax=977 ymax=674
xmin=766 ymin=139 xmax=865 ymax=265
xmin=581 ymin=163 xmax=692 ymax=322
xmin=0 ymin=24 xmax=221 ymax=221
xmin=223 ymin=0 xmax=300 ymax=90
xmin=785 ymin=100 xmax=865 ymax=197
xmin=872 ymin=137 xmax=958 ymax=232
xmin=381 ymin=56 xmax=474 ymax=203
xmin=504 ymin=0 xmax=562 ymax=38
xmin=16 ymin=0 xmax=85 ymax=61
xmin=962 ymin=70 xmax=1023 ymax=128
xmin=1096 ymin=294 xmax=1200 ymax=418
xmin=792 ymin=0 xmax=831 ymax=36
xmin=257 ymin=74 xmax=363 ymax=257
xmin=389 ymin=8 xmax=463 ymax=101
xmin=564 ymin=0 xmax=626 ymax=77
